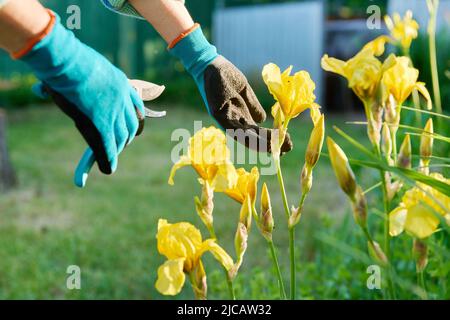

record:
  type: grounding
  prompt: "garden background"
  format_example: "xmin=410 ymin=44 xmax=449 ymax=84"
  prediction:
xmin=0 ymin=0 xmax=448 ymax=299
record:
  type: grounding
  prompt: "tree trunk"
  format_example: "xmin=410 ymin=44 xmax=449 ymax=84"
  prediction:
xmin=0 ymin=109 xmax=17 ymax=192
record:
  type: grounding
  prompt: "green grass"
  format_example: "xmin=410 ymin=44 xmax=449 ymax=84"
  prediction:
xmin=0 ymin=105 xmax=448 ymax=300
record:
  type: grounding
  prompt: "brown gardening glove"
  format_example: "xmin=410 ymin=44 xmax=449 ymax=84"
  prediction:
xmin=204 ymin=56 xmax=293 ymax=155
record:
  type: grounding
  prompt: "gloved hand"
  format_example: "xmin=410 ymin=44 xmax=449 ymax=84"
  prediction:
xmin=169 ymin=25 xmax=292 ymax=154
xmin=18 ymin=11 xmax=145 ymax=188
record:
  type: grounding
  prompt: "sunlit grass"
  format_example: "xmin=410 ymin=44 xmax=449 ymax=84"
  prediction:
xmin=0 ymin=105 xmax=448 ymax=299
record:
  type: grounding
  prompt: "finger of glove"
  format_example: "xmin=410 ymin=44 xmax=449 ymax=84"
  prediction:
xmin=215 ymin=95 xmax=258 ymax=126
xmin=130 ymin=87 xmax=145 ymax=136
xmin=31 ymin=82 xmax=49 ymax=99
xmin=241 ymin=85 xmax=266 ymax=123
xmin=281 ymin=131 xmax=294 ymax=155
xmin=215 ymin=99 xmax=293 ymax=154
xmin=115 ymin=114 xmax=129 ymax=155
xmin=101 ymin=130 xmax=118 ymax=174
xmin=214 ymin=99 xmax=269 ymax=152
xmin=124 ymin=101 xmax=140 ymax=146
xmin=74 ymin=147 xmax=95 ymax=188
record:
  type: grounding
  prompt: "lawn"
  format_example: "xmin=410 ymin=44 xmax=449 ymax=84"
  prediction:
xmin=0 ymin=105 xmax=447 ymax=299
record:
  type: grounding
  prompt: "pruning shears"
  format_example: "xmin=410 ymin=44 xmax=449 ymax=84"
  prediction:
xmin=45 ymin=79 xmax=166 ymax=186
xmin=129 ymin=79 xmax=167 ymax=119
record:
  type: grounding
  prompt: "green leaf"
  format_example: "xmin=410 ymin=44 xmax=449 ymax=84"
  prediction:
xmin=333 ymin=126 xmax=450 ymax=197
xmin=401 ymin=106 xmax=450 ymax=120
xmin=407 ymin=132 xmax=450 ymax=144
xmin=349 ymin=158 xmax=450 ymax=197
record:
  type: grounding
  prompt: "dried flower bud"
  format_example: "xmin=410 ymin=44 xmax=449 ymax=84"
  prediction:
xmin=230 ymin=222 xmax=248 ymax=279
xmin=367 ymin=118 xmax=381 ymax=150
xmin=260 ymin=183 xmax=274 ymax=241
xmin=385 ymin=172 xmax=402 ymax=201
xmin=398 ymin=134 xmax=412 ymax=169
xmin=413 ymin=239 xmax=428 ymax=273
xmin=327 ymin=137 xmax=357 ymax=200
xmin=300 ymin=164 xmax=313 ymax=196
xmin=368 ymin=240 xmax=389 ymax=267
xmin=194 ymin=183 xmax=214 ymax=230
xmin=235 ymin=223 xmax=248 ymax=261
xmin=368 ymin=102 xmax=383 ymax=148
xmin=352 ymin=186 xmax=368 ymax=229
xmin=385 ymin=95 xmax=398 ymax=127
xmin=192 ymin=262 xmax=207 ymax=300
xmin=381 ymin=123 xmax=392 ymax=162
xmin=288 ymin=206 xmax=302 ymax=229
xmin=305 ymin=115 xmax=325 ymax=169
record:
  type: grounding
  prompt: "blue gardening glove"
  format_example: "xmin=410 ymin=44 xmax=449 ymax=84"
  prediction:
xmin=19 ymin=12 xmax=145 ymax=188
xmin=169 ymin=25 xmax=292 ymax=154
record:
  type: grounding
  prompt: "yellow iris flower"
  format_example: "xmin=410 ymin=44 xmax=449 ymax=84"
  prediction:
xmin=389 ymin=173 xmax=450 ymax=239
xmin=168 ymin=127 xmax=238 ymax=192
xmin=382 ymin=56 xmax=432 ymax=110
xmin=362 ymin=35 xmax=391 ymax=56
xmin=384 ymin=10 xmax=419 ymax=50
xmin=321 ymin=48 xmax=395 ymax=103
xmin=155 ymin=219 xmax=234 ymax=296
xmin=262 ymin=63 xmax=318 ymax=122
xmin=225 ymin=167 xmax=259 ymax=210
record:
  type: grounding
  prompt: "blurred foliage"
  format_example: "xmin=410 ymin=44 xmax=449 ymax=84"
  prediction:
xmin=0 ymin=74 xmax=48 ymax=107
xmin=327 ymin=0 xmax=387 ymax=19
xmin=209 ymin=212 xmax=450 ymax=300
xmin=410 ymin=30 xmax=450 ymax=113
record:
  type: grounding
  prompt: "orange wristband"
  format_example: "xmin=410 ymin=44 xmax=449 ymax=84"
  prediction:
xmin=168 ymin=23 xmax=200 ymax=49
xmin=12 ymin=9 xmax=56 ymax=59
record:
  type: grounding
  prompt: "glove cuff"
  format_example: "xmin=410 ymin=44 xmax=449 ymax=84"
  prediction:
xmin=169 ymin=25 xmax=218 ymax=79
xmin=12 ymin=9 xmax=56 ymax=59
xmin=168 ymin=23 xmax=200 ymax=49
xmin=19 ymin=11 xmax=84 ymax=83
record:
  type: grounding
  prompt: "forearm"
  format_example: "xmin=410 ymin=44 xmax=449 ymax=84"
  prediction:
xmin=128 ymin=0 xmax=194 ymax=44
xmin=0 ymin=0 xmax=50 ymax=55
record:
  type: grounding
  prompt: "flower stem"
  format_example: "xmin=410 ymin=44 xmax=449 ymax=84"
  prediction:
xmin=276 ymin=160 xmax=291 ymax=220
xmin=428 ymin=0 xmax=442 ymax=115
xmin=418 ymin=271 xmax=428 ymax=300
xmin=268 ymin=240 xmax=287 ymax=299
xmin=370 ymin=139 xmax=396 ymax=300
xmin=188 ymin=272 xmax=205 ymax=300
xmin=288 ymin=227 xmax=296 ymax=300
xmin=275 ymin=159 xmax=296 ymax=300
xmin=254 ymin=205 xmax=286 ymax=300
xmin=380 ymin=171 xmax=396 ymax=300
xmin=380 ymin=171 xmax=390 ymax=262
xmin=391 ymin=129 xmax=398 ymax=166
xmin=188 ymin=273 xmax=198 ymax=300
xmin=225 ymin=271 xmax=236 ymax=300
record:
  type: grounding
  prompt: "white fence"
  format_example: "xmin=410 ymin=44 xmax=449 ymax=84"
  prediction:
xmin=213 ymin=2 xmax=325 ymax=103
